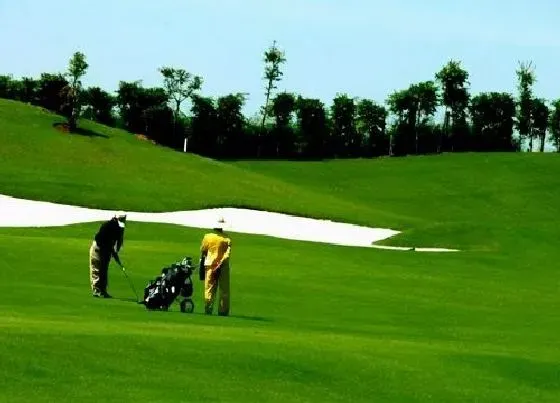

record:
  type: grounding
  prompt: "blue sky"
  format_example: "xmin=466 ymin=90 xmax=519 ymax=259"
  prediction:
xmin=1 ymin=0 xmax=560 ymax=118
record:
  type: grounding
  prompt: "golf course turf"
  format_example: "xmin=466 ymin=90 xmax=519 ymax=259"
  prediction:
xmin=0 ymin=99 xmax=559 ymax=402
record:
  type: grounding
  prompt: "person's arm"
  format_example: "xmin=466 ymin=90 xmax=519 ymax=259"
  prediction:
xmin=111 ymin=248 xmax=123 ymax=267
xmin=199 ymin=235 xmax=208 ymax=280
xmin=111 ymin=225 xmax=125 ymax=266
xmin=200 ymin=234 xmax=209 ymax=261
xmin=211 ymin=239 xmax=231 ymax=271
xmin=115 ymin=229 xmax=124 ymax=252
xmin=200 ymin=234 xmax=208 ymax=253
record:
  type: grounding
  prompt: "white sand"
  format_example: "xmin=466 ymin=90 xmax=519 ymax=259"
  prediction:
xmin=0 ymin=194 xmax=459 ymax=252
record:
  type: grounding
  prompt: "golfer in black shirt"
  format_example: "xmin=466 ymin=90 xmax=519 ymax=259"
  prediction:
xmin=89 ymin=212 xmax=127 ymax=298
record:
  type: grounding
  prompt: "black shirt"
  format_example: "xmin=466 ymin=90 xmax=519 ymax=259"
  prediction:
xmin=94 ymin=218 xmax=124 ymax=256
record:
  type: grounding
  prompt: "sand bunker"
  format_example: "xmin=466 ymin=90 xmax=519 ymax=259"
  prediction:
xmin=0 ymin=194 xmax=459 ymax=252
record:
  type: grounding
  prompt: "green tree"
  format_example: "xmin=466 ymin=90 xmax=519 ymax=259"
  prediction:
xmin=260 ymin=41 xmax=286 ymax=135
xmin=19 ymin=77 xmax=38 ymax=104
xmin=411 ymin=81 xmax=439 ymax=153
xmin=331 ymin=94 xmax=359 ymax=157
xmin=435 ymin=60 xmax=470 ymax=151
xmin=216 ymin=93 xmax=247 ymax=158
xmin=470 ymin=92 xmax=516 ymax=151
xmin=356 ymin=99 xmax=388 ymax=156
xmin=296 ymin=97 xmax=328 ymax=159
xmin=82 ymin=87 xmax=116 ymax=126
xmin=271 ymin=92 xmax=297 ymax=158
xmin=387 ymin=88 xmax=414 ymax=156
xmin=387 ymin=82 xmax=437 ymax=155
xmin=62 ymin=51 xmax=89 ymax=131
xmin=116 ymin=81 xmax=167 ymax=136
xmin=159 ymin=67 xmax=202 ymax=138
xmin=548 ymin=100 xmax=560 ymax=152
xmin=0 ymin=75 xmax=13 ymax=99
xmin=190 ymin=95 xmax=218 ymax=156
xmin=516 ymin=61 xmax=536 ymax=151
xmin=37 ymin=73 xmax=69 ymax=114
xmin=0 ymin=75 xmax=23 ymax=100
xmin=531 ymin=98 xmax=549 ymax=152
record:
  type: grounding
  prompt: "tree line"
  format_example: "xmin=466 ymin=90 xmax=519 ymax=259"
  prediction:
xmin=1 ymin=44 xmax=560 ymax=159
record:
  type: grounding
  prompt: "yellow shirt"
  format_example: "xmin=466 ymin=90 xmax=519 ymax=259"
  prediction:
xmin=200 ymin=231 xmax=232 ymax=269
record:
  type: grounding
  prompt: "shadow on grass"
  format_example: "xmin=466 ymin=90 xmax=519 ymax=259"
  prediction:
xmin=52 ymin=122 xmax=109 ymax=138
xmin=113 ymin=299 xmax=272 ymax=322
xmin=161 ymin=310 xmax=273 ymax=322
xmin=451 ymin=353 xmax=560 ymax=390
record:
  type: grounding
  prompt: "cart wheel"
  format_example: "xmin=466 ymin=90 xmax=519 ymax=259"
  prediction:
xmin=180 ymin=299 xmax=194 ymax=313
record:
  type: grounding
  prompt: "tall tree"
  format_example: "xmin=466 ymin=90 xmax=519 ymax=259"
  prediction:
xmin=260 ymin=41 xmax=286 ymax=134
xmin=216 ymin=93 xmax=247 ymax=158
xmin=411 ymin=81 xmax=438 ymax=154
xmin=37 ymin=73 xmax=69 ymax=114
xmin=296 ymin=97 xmax=328 ymax=159
xmin=19 ymin=77 xmax=38 ymax=104
xmin=116 ymin=81 xmax=167 ymax=136
xmin=271 ymin=92 xmax=297 ymax=158
xmin=62 ymin=51 xmax=89 ymax=131
xmin=387 ymin=82 xmax=437 ymax=155
xmin=82 ymin=87 xmax=115 ymax=126
xmin=435 ymin=60 xmax=470 ymax=152
xmin=531 ymin=98 xmax=549 ymax=153
xmin=331 ymin=94 xmax=359 ymax=157
xmin=516 ymin=61 xmax=536 ymax=151
xmin=549 ymin=100 xmax=560 ymax=152
xmin=356 ymin=99 xmax=388 ymax=157
xmin=116 ymin=81 xmax=143 ymax=132
xmin=159 ymin=67 xmax=202 ymax=138
xmin=470 ymin=92 xmax=516 ymax=151
xmin=0 ymin=75 xmax=13 ymax=99
xmin=387 ymin=88 xmax=415 ymax=156
xmin=190 ymin=95 xmax=218 ymax=156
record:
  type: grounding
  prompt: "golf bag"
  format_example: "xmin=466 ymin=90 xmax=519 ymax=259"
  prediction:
xmin=141 ymin=257 xmax=196 ymax=313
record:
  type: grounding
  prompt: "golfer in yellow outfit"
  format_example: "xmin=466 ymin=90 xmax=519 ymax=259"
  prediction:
xmin=200 ymin=217 xmax=232 ymax=316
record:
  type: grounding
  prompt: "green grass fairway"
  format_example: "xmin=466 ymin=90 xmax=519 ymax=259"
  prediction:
xmin=1 ymin=223 xmax=558 ymax=402
xmin=1 ymin=100 xmax=559 ymax=402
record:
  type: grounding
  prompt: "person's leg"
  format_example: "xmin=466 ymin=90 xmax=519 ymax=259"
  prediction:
xmin=89 ymin=243 xmax=102 ymax=297
xmin=218 ymin=260 xmax=230 ymax=316
xmin=98 ymin=252 xmax=111 ymax=298
xmin=204 ymin=265 xmax=219 ymax=314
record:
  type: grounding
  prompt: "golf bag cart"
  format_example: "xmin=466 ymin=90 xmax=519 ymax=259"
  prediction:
xmin=141 ymin=257 xmax=197 ymax=313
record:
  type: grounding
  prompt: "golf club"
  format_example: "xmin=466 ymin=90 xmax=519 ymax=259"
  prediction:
xmin=120 ymin=264 xmax=140 ymax=302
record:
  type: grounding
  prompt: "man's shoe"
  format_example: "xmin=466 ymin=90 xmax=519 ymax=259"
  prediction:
xmin=101 ymin=292 xmax=112 ymax=299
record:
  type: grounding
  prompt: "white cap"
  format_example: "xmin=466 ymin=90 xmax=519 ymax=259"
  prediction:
xmin=214 ymin=216 xmax=227 ymax=230
xmin=114 ymin=211 xmax=127 ymax=228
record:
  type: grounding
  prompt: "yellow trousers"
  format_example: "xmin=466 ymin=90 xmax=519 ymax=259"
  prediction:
xmin=204 ymin=260 xmax=230 ymax=316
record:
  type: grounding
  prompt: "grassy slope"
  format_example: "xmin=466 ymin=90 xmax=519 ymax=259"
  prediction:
xmin=0 ymin=99 xmax=404 ymax=227
xmin=0 ymin=100 xmax=559 ymax=402
xmin=235 ymin=154 xmax=560 ymax=252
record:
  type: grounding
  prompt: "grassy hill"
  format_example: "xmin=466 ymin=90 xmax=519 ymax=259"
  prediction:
xmin=235 ymin=154 xmax=560 ymax=252
xmin=0 ymin=99 xmax=559 ymax=402
xmin=0 ymin=98 xmax=404 ymax=229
